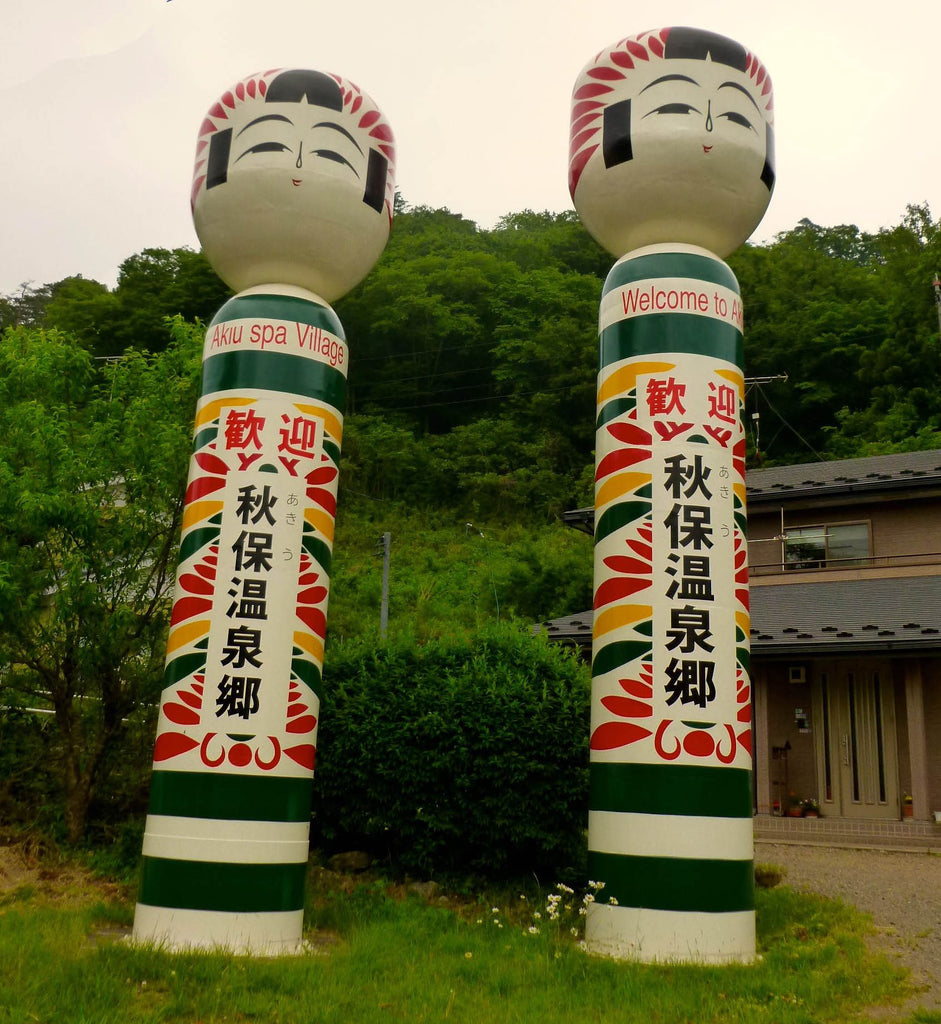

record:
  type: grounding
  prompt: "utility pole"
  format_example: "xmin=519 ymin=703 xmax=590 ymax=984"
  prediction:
xmin=465 ymin=522 xmax=500 ymax=620
xmin=378 ymin=532 xmax=391 ymax=637
xmin=933 ymin=273 xmax=941 ymax=341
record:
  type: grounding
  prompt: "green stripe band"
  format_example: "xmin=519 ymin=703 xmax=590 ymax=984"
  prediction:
xmin=140 ymin=857 xmax=306 ymax=913
xmin=591 ymin=762 xmax=753 ymax=818
xmin=604 ymin=252 xmax=739 ymax=293
xmin=600 ymin=315 xmax=744 ymax=369
xmin=200 ymin=350 xmax=347 ymax=411
xmin=588 ymin=850 xmax=753 ymax=913
xmin=212 ymin=294 xmax=345 ymax=338
xmin=148 ymin=770 xmax=314 ymax=822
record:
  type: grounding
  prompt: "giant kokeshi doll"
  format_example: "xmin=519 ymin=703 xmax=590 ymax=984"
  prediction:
xmin=569 ymin=27 xmax=774 ymax=964
xmin=134 ymin=69 xmax=394 ymax=954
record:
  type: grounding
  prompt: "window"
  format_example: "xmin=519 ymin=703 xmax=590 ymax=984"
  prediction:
xmin=784 ymin=522 xmax=871 ymax=570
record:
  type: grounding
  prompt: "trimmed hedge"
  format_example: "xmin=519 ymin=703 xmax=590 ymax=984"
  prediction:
xmin=311 ymin=626 xmax=590 ymax=882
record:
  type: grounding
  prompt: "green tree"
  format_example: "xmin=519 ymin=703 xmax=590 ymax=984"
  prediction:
xmin=0 ymin=321 xmax=200 ymax=841
xmin=488 ymin=208 xmax=611 ymax=278
xmin=42 ymin=276 xmax=121 ymax=356
xmin=729 ymin=220 xmax=890 ymax=463
xmin=0 ymin=281 xmax=56 ymax=328
xmin=107 ymin=248 xmax=230 ymax=354
xmin=3 ymin=248 xmax=230 ymax=359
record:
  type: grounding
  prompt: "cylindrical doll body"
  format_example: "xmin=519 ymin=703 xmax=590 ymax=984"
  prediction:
xmin=134 ymin=286 xmax=346 ymax=952
xmin=569 ymin=26 xmax=775 ymax=962
xmin=587 ymin=244 xmax=753 ymax=962
xmin=134 ymin=68 xmax=394 ymax=953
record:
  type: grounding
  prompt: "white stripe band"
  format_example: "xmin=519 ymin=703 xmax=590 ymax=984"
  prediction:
xmin=586 ymin=902 xmax=755 ymax=963
xmin=599 ymin=278 xmax=741 ymax=334
xmin=142 ymin=815 xmax=310 ymax=864
xmin=588 ymin=810 xmax=753 ymax=861
xmin=133 ymin=904 xmax=305 ymax=954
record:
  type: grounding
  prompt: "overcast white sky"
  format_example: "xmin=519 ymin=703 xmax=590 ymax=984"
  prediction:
xmin=2 ymin=0 xmax=940 ymax=295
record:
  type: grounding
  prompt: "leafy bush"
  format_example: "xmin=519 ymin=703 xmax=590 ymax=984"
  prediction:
xmin=312 ymin=626 xmax=590 ymax=883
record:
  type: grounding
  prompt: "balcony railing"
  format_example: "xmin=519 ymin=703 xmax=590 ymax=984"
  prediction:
xmin=748 ymin=550 xmax=941 ymax=577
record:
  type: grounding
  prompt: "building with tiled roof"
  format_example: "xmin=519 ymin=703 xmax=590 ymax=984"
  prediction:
xmin=542 ymin=449 xmax=941 ymax=823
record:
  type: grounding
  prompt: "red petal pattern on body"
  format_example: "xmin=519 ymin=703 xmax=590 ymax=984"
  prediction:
xmin=286 ymin=714 xmax=317 ymax=734
xmin=595 ymin=447 xmax=648 ymax=480
xmin=590 ymin=721 xmax=651 ymax=750
xmin=296 ymin=606 xmax=327 ymax=636
xmin=606 ymin=422 xmax=652 ymax=446
xmin=601 ymin=695 xmax=652 ymax=718
xmin=285 ymin=744 xmax=316 ymax=769
xmin=593 ymin=576 xmax=651 ymax=608
xmin=171 ymin=596 xmax=212 ymax=625
xmin=164 ymin=702 xmax=200 ymax=726
xmin=153 ymin=733 xmax=199 ymax=761
xmin=618 ymin=677 xmax=653 ymax=699
xmin=195 ymin=452 xmax=230 ymax=476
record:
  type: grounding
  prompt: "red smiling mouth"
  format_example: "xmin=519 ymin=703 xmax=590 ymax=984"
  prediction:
xmin=292 ymin=178 xmax=303 ymax=186
xmin=702 ymin=145 xmax=713 ymax=154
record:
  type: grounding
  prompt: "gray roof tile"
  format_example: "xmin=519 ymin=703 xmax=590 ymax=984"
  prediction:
xmin=537 ymin=576 xmax=941 ymax=655
xmin=748 ymin=449 xmax=941 ymax=499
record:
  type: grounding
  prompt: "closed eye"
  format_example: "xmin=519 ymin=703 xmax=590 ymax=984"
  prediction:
xmin=643 ymin=103 xmax=700 ymax=117
xmin=719 ymin=111 xmax=756 ymax=131
xmin=311 ymin=149 xmax=359 ymax=175
xmin=235 ymin=141 xmax=292 ymax=161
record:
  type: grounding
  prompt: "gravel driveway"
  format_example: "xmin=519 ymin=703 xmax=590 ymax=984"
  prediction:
xmin=756 ymin=843 xmax=941 ymax=1017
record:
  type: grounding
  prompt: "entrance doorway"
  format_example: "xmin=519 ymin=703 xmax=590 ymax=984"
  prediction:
xmin=813 ymin=662 xmax=899 ymax=819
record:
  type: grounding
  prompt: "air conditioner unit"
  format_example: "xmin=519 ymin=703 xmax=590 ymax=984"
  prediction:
xmin=788 ymin=665 xmax=807 ymax=684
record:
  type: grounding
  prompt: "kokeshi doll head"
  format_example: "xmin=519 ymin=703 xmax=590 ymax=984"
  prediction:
xmin=569 ymin=27 xmax=774 ymax=259
xmin=192 ymin=69 xmax=395 ymax=301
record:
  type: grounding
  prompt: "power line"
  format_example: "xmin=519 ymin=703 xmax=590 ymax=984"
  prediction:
xmin=389 ymin=381 xmax=591 ymax=413
xmin=750 ymin=381 xmax=823 ymax=461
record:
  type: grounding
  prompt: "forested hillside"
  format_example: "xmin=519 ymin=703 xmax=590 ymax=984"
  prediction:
xmin=4 ymin=200 xmax=940 ymax=644
xmin=6 ymin=201 xmax=941 ymax=496
xmin=4 ymin=201 xmax=941 ymax=629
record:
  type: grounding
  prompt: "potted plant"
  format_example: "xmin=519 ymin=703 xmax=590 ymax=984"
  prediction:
xmin=802 ymin=798 xmax=821 ymax=818
xmin=786 ymin=793 xmax=804 ymax=818
xmin=903 ymin=794 xmax=913 ymax=818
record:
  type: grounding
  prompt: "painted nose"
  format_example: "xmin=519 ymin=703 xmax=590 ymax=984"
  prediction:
xmin=705 ymin=100 xmax=713 ymax=133
xmin=296 ymin=143 xmax=303 ymax=169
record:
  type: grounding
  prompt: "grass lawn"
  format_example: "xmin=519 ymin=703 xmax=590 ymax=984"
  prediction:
xmin=0 ymin=860 xmax=922 ymax=1024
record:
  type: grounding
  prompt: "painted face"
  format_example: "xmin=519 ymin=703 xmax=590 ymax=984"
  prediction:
xmin=192 ymin=70 xmax=395 ymax=302
xmin=570 ymin=27 xmax=774 ymax=258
